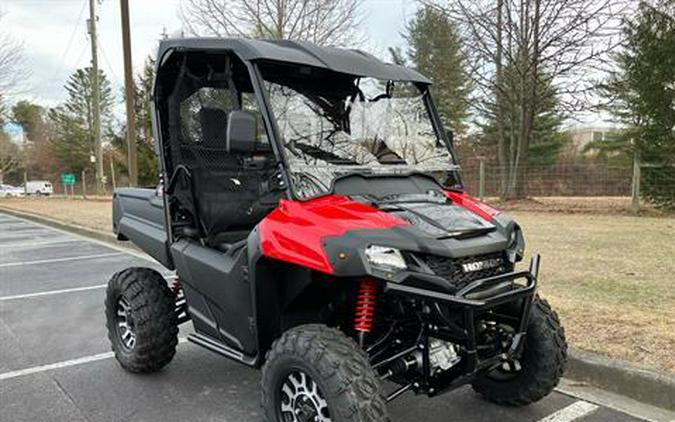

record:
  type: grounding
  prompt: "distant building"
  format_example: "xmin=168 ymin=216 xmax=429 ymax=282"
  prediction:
xmin=1 ymin=123 xmax=26 ymax=147
xmin=565 ymin=125 xmax=621 ymax=154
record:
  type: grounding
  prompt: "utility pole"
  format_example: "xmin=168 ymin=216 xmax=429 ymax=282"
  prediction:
xmin=88 ymin=0 xmax=104 ymax=194
xmin=120 ymin=0 xmax=137 ymax=187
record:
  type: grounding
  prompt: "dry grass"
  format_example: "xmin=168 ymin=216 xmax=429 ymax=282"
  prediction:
xmin=512 ymin=211 xmax=675 ymax=372
xmin=0 ymin=197 xmax=112 ymax=233
xmin=1 ymin=197 xmax=674 ymax=372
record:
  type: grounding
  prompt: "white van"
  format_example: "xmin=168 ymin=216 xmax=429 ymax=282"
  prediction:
xmin=24 ymin=180 xmax=53 ymax=196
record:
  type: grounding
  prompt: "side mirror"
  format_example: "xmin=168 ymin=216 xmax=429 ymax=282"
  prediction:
xmin=226 ymin=110 xmax=257 ymax=153
xmin=445 ymin=128 xmax=454 ymax=148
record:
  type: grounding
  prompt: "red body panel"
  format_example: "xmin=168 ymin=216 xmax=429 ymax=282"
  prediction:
xmin=445 ymin=191 xmax=500 ymax=221
xmin=258 ymin=195 xmax=409 ymax=274
xmin=259 ymin=192 xmax=499 ymax=274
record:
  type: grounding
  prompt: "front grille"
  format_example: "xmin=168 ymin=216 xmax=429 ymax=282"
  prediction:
xmin=421 ymin=252 xmax=512 ymax=291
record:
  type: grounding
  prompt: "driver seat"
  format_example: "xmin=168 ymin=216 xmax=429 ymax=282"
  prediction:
xmin=190 ymin=107 xmax=273 ymax=252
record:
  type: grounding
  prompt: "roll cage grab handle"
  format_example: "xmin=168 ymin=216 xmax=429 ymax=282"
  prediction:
xmin=165 ymin=164 xmax=206 ymax=239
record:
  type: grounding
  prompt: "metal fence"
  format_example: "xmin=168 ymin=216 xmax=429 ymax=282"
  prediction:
xmin=6 ymin=162 xmax=674 ymax=211
xmin=460 ymin=163 xmax=634 ymax=198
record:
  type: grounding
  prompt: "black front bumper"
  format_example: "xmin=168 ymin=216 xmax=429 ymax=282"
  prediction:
xmin=384 ymin=253 xmax=539 ymax=309
xmin=380 ymin=254 xmax=540 ymax=399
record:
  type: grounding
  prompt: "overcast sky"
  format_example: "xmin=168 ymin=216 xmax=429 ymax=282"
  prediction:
xmin=0 ymin=0 xmax=416 ymax=110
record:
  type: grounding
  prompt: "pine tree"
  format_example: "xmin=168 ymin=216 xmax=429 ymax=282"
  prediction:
xmin=403 ymin=6 xmax=471 ymax=135
xmin=49 ymin=67 xmax=114 ymax=173
xmin=12 ymin=100 xmax=46 ymax=142
xmin=0 ymin=132 xmax=20 ymax=185
xmin=600 ymin=1 xmax=675 ymax=208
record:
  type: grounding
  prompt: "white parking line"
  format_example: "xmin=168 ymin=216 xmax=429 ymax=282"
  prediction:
xmin=0 ymin=212 xmax=156 ymax=263
xmin=0 ymin=352 xmax=115 ymax=381
xmin=0 ymin=252 xmax=124 ymax=268
xmin=0 ymin=239 xmax=83 ymax=249
xmin=0 ymin=273 xmax=176 ymax=301
xmin=0 ymin=338 xmax=189 ymax=381
xmin=537 ymin=400 xmax=599 ymax=422
xmin=0 ymin=284 xmax=107 ymax=301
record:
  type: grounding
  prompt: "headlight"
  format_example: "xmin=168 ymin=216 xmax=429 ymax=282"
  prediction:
xmin=364 ymin=245 xmax=407 ymax=272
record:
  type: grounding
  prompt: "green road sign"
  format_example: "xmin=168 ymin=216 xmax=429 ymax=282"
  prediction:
xmin=60 ymin=173 xmax=76 ymax=186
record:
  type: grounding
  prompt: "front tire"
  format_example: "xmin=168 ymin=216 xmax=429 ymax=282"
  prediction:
xmin=472 ymin=297 xmax=567 ymax=406
xmin=261 ymin=324 xmax=388 ymax=422
xmin=105 ymin=267 xmax=178 ymax=373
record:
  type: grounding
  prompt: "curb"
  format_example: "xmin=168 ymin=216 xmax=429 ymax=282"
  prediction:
xmin=0 ymin=206 xmax=140 ymax=253
xmin=2 ymin=205 xmax=674 ymax=411
xmin=566 ymin=347 xmax=675 ymax=412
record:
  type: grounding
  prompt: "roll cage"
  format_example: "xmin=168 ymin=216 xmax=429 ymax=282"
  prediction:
xmin=152 ymin=38 xmax=461 ymax=217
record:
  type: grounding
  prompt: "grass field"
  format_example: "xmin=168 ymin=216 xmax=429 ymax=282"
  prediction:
xmin=1 ymin=197 xmax=674 ymax=372
xmin=513 ymin=211 xmax=675 ymax=372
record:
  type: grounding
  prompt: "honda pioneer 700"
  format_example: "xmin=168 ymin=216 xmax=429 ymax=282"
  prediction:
xmin=106 ymin=38 xmax=567 ymax=422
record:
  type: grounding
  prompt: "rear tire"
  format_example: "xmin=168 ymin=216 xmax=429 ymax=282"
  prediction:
xmin=472 ymin=297 xmax=567 ymax=406
xmin=105 ymin=267 xmax=178 ymax=373
xmin=261 ymin=324 xmax=388 ymax=422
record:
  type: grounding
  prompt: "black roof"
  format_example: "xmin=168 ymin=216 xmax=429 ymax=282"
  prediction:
xmin=157 ymin=38 xmax=431 ymax=84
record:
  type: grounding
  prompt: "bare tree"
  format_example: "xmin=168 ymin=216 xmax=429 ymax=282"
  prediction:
xmin=0 ymin=13 xmax=24 ymax=94
xmin=425 ymin=0 xmax=628 ymax=199
xmin=179 ymin=0 xmax=365 ymax=46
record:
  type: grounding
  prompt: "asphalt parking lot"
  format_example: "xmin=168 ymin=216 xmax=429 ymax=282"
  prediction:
xmin=0 ymin=211 xmax=652 ymax=422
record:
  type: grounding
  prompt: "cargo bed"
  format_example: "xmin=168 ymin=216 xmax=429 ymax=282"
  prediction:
xmin=112 ymin=187 xmax=173 ymax=268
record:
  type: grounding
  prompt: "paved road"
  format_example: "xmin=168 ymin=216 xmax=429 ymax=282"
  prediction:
xmin=0 ymin=212 xmax=649 ymax=422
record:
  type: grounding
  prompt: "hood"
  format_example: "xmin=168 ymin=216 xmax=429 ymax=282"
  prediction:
xmin=258 ymin=193 xmax=513 ymax=275
xmin=382 ymin=201 xmax=496 ymax=239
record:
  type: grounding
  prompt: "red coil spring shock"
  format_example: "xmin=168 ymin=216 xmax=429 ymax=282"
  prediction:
xmin=354 ymin=279 xmax=378 ymax=345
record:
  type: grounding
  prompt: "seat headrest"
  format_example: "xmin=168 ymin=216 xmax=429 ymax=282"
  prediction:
xmin=198 ymin=107 xmax=228 ymax=147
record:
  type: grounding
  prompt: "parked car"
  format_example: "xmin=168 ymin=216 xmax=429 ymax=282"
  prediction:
xmin=24 ymin=180 xmax=53 ymax=196
xmin=0 ymin=184 xmax=25 ymax=197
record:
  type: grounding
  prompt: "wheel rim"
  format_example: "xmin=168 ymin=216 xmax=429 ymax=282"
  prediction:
xmin=115 ymin=297 xmax=136 ymax=351
xmin=279 ymin=370 xmax=331 ymax=422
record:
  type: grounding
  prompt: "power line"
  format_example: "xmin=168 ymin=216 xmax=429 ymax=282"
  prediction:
xmin=96 ymin=38 xmax=120 ymax=86
xmin=61 ymin=0 xmax=88 ymax=62
xmin=26 ymin=0 xmax=88 ymax=95
xmin=48 ymin=0 xmax=88 ymax=84
xmin=26 ymin=40 xmax=88 ymax=96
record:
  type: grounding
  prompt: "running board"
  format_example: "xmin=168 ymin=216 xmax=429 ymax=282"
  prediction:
xmin=187 ymin=333 xmax=258 ymax=367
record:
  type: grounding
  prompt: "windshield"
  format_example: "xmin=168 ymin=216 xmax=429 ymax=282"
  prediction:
xmin=262 ymin=73 xmax=459 ymax=199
